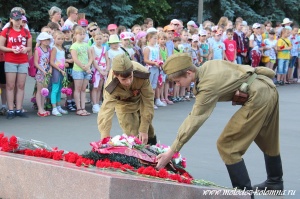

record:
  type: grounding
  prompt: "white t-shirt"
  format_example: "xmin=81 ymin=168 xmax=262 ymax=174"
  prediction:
xmin=107 ymin=48 xmax=124 ymax=66
xmin=249 ymin=34 xmax=262 ymax=52
xmin=64 ymin=19 xmax=76 ymax=29
xmin=263 ymin=39 xmax=277 ymax=59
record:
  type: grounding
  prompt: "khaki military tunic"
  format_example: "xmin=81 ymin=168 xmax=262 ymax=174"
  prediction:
xmin=171 ymin=60 xmax=280 ymax=165
xmin=97 ymin=61 xmax=155 ymax=139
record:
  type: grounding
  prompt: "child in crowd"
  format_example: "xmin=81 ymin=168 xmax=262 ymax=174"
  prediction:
xmin=91 ymin=31 xmax=109 ymax=113
xmin=157 ymin=32 xmax=173 ymax=105
xmin=143 ymin=32 xmax=164 ymax=109
xmin=144 ymin=18 xmax=154 ymax=30
xmin=120 ymin=32 xmax=135 ymax=60
xmin=263 ymin=29 xmax=277 ymax=70
xmin=191 ymin=34 xmax=202 ymax=66
xmin=34 ymin=32 xmax=53 ymax=117
xmin=50 ymin=31 xmax=68 ymax=116
xmin=78 ymin=19 xmax=89 ymax=43
xmin=100 ymin=28 xmax=110 ymax=51
xmin=87 ymin=22 xmax=99 ymax=46
xmin=211 ymin=32 xmax=225 ymax=60
xmin=164 ymin=25 xmax=175 ymax=57
xmin=249 ymin=23 xmax=263 ymax=67
xmin=132 ymin=24 xmax=141 ymax=35
xmin=117 ymin=26 xmax=127 ymax=35
xmin=224 ymin=29 xmax=237 ymax=63
xmin=107 ymin=24 xmax=117 ymax=35
xmin=135 ymin=31 xmax=147 ymax=65
xmin=62 ymin=25 xmax=76 ymax=112
xmin=233 ymin=21 xmax=247 ymax=64
xmin=179 ymin=29 xmax=193 ymax=101
xmin=276 ymin=28 xmax=292 ymax=85
xmin=179 ymin=29 xmax=191 ymax=55
xmin=288 ymin=25 xmax=299 ymax=82
xmin=199 ymin=30 xmax=211 ymax=65
xmin=172 ymin=37 xmax=185 ymax=102
xmin=70 ymin=26 xmax=94 ymax=116
xmin=107 ymin=34 xmax=124 ymax=67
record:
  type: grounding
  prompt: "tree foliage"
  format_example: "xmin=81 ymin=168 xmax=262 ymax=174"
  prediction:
xmin=0 ymin=0 xmax=298 ymax=31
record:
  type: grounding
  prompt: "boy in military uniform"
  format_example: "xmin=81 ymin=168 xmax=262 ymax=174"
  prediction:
xmin=97 ymin=54 xmax=157 ymax=145
xmin=156 ymin=53 xmax=283 ymax=195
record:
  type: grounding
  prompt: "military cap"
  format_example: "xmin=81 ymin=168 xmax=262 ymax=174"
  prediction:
xmin=112 ymin=54 xmax=133 ymax=72
xmin=162 ymin=53 xmax=193 ymax=75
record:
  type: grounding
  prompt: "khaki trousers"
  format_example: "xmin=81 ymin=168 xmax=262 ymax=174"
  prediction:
xmin=217 ymin=79 xmax=280 ymax=165
xmin=116 ymin=111 xmax=155 ymax=138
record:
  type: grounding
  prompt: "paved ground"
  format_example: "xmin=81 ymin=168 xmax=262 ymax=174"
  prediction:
xmin=0 ymin=77 xmax=299 ymax=198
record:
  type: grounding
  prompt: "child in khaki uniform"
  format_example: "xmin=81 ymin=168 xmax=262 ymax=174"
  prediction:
xmin=156 ymin=54 xmax=283 ymax=197
xmin=97 ymin=54 xmax=156 ymax=145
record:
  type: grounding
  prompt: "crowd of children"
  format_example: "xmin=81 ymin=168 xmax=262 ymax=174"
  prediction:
xmin=0 ymin=6 xmax=300 ymax=119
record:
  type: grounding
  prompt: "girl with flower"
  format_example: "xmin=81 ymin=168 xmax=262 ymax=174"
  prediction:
xmin=91 ymin=31 xmax=109 ymax=113
xmin=34 ymin=32 xmax=53 ymax=117
xmin=249 ymin=23 xmax=263 ymax=67
xmin=50 ymin=31 xmax=68 ymax=116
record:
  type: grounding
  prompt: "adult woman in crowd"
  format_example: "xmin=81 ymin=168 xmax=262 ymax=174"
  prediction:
xmin=48 ymin=6 xmax=62 ymax=30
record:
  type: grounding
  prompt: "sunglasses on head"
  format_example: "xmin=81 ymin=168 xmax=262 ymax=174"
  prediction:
xmin=89 ymin=28 xmax=97 ymax=32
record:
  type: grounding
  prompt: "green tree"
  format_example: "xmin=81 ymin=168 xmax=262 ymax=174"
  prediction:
xmin=128 ymin=0 xmax=171 ymax=26
xmin=166 ymin=0 xmax=299 ymax=26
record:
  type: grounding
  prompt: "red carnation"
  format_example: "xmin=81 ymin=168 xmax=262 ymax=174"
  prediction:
xmin=101 ymin=137 xmax=111 ymax=144
xmin=157 ymin=169 xmax=169 ymax=178
xmin=280 ymin=46 xmax=285 ymax=50
xmin=134 ymin=137 xmax=142 ymax=145
xmin=237 ymin=49 xmax=241 ymax=53
xmin=142 ymin=166 xmax=157 ymax=177
xmin=295 ymin=42 xmax=299 ymax=44
xmin=25 ymin=149 xmax=34 ymax=156
xmin=33 ymin=149 xmax=42 ymax=157
xmin=137 ymin=167 xmax=145 ymax=174
xmin=53 ymin=152 xmax=62 ymax=160
xmin=112 ymin=162 xmax=122 ymax=169
xmin=261 ymin=43 xmax=266 ymax=47
xmin=169 ymin=174 xmax=182 ymax=183
xmin=76 ymin=159 xmax=83 ymax=167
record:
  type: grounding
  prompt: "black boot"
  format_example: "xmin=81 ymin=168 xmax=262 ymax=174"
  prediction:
xmin=252 ymin=154 xmax=283 ymax=191
xmin=147 ymin=135 xmax=157 ymax=145
xmin=226 ymin=159 xmax=254 ymax=198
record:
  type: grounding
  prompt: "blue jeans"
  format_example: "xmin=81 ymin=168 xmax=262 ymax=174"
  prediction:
xmin=236 ymin=56 xmax=243 ymax=64
xmin=277 ymin=59 xmax=289 ymax=74
xmin=289 ymin=56 xmax=297 ymax=68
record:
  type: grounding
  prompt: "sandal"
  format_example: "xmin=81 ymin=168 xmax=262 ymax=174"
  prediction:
xmin=37 ymin=111 xmax=49 ymax=117
xmin=82 ymin=109 xmax=91 ymax=116
xmin=76 ymin=109 xmax=90 ymax=116
xmin=165 ymin=99 xmax=174 ymax=105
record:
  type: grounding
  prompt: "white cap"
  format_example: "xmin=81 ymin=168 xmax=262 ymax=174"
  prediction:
xmin=192 ymin=34 xmax=199 ymax=42
xmin=242 ymin=21 xmax=247 ymax=26
xmin=252 ymin=23 xmax=261 ymax=29
xmin=146 ymin=27 xmax=158 ymax=34
xmin=187 ymin=20 xmax=196 ymax=26
xmin=282 ymin=18 xmax=293 ymax=25
xmin=36 ymin=32 xmax=54 ymax=45
xmin=199 ymin=29 xmax=207 ymax=36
